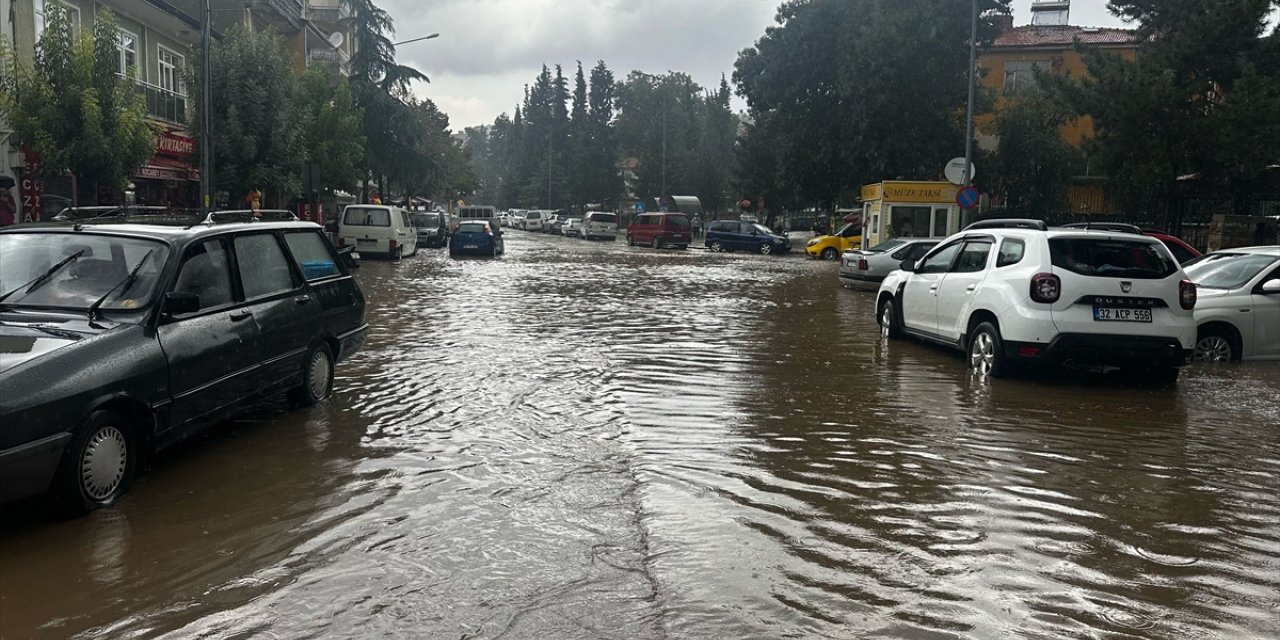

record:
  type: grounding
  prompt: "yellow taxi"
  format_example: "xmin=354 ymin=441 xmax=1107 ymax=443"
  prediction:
xmin=805 ymin=222 xmax=862 ymax=260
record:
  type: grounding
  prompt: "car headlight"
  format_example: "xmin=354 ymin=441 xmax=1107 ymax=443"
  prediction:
xmin=806 ymin=239 xmax=819 ymax=247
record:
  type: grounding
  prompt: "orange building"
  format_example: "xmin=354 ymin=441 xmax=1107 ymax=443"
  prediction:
xmin=975 ymin=3 xmax=1140 ymax=215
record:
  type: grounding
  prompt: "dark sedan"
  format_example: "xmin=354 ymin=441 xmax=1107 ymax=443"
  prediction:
xmin=0 ymin=214 xmax=368 ymax=513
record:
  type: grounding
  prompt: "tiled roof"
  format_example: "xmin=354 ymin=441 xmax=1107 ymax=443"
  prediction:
xmin=993 ymin=26 xmax=1139 ymax=48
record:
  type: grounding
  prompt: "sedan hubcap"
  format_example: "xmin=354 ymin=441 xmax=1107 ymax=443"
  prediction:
xmin=82 ymin=426 xmax=127 ymax=500
xmin=970 ymin=333 xmax=995 ymax=375
xmin=1194 ymin=336 xmax=1233 ymax=362
xmin=761 ymin=244 xmax=772 ymax=255
xmin=309 ymin=351 xmax=332 ymax=399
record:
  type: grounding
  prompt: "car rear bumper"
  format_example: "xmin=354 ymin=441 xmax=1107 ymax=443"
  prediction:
xmin=1006 ymin=333 xmax=1192 ymax=369
xmin=0 ymin=432 xmax=71 ymax=504
xmin=335 ymin=324 xmax=368 ymax=362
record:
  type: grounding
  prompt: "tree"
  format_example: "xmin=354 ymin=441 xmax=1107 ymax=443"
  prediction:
xmin=733 ymin=0 xmax=1009 ymax=209
xmin=1051 ymin=0 xmax=1280 ymax=224
xmin=583 ymin=61 xmax=619 ymax=208
xmin=989 ymin=92 xmax=1081 ymax=215
xmin=293 ymin=70 xmax=365 ymax=196
xmin=0 ymin=6 xmax=154 ymax=203
xmin=199 ymin=24 xmax=300 ymax=206
xmin=568 ymin=61 xmax=590 ymax=206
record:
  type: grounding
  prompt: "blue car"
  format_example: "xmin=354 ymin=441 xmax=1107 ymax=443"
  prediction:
xmin=449 ymin=220 xmax=504 ymax=257
xmin=705 ymin=220 xmax=790 ymax=255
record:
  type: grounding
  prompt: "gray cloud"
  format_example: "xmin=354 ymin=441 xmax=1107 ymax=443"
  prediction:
xmin=384 ymin=0 xmax=1126 ymax=129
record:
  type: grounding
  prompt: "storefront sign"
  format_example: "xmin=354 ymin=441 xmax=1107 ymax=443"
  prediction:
xmin=138 ymin=166 xmax=182 ymax=181
xmin=881 ymin=182 xmax=956 ymax=204
xmin=156 ymin=132 xmax=195 ymax=159
xmin=21 ymin=148 xmax=43 ymax=222
xmin=309 ymin=49 xmax=341 ymax=63
xmin=860 ymin=183 xmax=882 ymax=201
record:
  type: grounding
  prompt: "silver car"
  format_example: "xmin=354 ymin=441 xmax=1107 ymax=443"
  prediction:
xmin=839 ymin=238 xmax=938 ymax=290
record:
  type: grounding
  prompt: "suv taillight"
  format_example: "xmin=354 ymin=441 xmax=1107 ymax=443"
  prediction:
xmin=389 ymin=239 xmax=398 ymax=253
xmin=1179 ymin=279 xmax=1197 ymax=310
xmin=1030 ymin=273 xmax=1061 ymax=304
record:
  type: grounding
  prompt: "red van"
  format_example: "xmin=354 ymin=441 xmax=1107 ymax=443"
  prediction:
xmin=626 ymin=212 xmax=693 ymax=249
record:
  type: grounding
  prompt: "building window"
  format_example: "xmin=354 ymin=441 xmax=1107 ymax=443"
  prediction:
xmin=35 ymin=0 xmax=81 ymax=39
xmin=1002 ymin=59 xmax=1050 ymax=95
xmin=118 ymin=29 xmax=139 ymax=76
xmin=158 ymin=46 xmax=184 ymax=95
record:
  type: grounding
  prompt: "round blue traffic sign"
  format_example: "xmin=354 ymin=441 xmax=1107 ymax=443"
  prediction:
xmin=956 ymin=186 xmax=980 ymax=210
xmin=633 ymin=200 xmax=646 ymax=213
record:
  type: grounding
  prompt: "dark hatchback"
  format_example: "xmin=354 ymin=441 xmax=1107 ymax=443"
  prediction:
xmin=705 ymin=220 xmax=790 ymax=255
xmin=449 ymin=220 xmax=504 ymax=257
xmin=0 ymin=214 xmax=368 ymax=513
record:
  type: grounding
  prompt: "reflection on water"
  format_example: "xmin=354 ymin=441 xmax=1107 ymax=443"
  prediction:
xmin=1 ymin=233 xmax=1277 ymax=639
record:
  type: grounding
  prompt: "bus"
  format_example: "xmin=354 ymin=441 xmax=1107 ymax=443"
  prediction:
xmin=451 ymin=205 xmax=498 ymax=233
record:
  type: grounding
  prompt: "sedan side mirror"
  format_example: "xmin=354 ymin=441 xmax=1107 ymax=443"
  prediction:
xmin=163 ymin=292 xmax=201 ymax=316
xmin=899 ymin=259 xmax=917 ymax=273
xmin=1262 ymin=279 xmax=1280 ymax=294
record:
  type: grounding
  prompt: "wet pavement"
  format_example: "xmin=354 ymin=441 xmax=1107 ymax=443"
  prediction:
xmin=2 ymin=231 xmax=1278 ymax=639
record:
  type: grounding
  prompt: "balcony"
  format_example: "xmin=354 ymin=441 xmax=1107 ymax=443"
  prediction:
xmin=135 ymin=80 xmax=188 ymax=126
xmin=304 ymin=0 xmax=350 ymax=28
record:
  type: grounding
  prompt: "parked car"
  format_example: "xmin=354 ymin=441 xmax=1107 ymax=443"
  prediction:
xmin=1181 ymin=246 xmax=1280 ymax=361
xmin=561 ymin=217 xmax=583 ymax=237
xmin=339 ymin=204 xmax=418 ymax=259
xmin=0 ymin=216 xmax=367 ymax=512
xmin=411 ymin=211 xmax=448 ymax=248
xmin=840 ymin=238 xmax=938 ymax=288
xmin=544 ymin=214 xmax=564 ymax=234
xmin=704 ymin=220 xmax=789 ymax=255
xmin=521 ymin=210 xmax=546 ymax=232
xmin=877 ymin=222 xmax=1197 ymax=380
xmin=1060 ymin=222 xmax=1201 ymax=264
xmin=581 ymin=212 xmax=619 ymax=241
xmin=805 ymin=222 xmax=862 ymax=260
xmin=449 ymin=220 xmax=504 ymax=257
xmin=628 ymin=212 xmax=693 ymax=249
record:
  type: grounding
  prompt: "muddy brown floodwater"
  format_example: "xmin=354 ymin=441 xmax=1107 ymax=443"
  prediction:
xmin=2 ymin=231 xmax=1278 ymax=639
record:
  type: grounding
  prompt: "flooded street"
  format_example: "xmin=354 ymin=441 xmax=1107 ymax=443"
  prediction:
xmin=2 ymin=232 xmax=1278 ymax=639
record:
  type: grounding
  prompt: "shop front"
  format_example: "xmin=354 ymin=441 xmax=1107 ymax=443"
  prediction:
xmin=860 ymin=181 xmax=967 ymax=250
xmin=134 ymin=131 xmax=198 ymax=208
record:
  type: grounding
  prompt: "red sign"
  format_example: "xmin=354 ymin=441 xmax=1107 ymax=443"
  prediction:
xmin=20 ymin=148 xmax=43 ymax=222
xmin=156 ymin=132 xmax=195 ymax=159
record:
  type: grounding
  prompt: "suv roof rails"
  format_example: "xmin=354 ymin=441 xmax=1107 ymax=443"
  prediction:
xmin=1059 ymin=222 xmax=1143 ymax=234
xmin=204 ymin=209 xmax=299 ymax=224
xmin=963 ymin=218 xmax=1049 ymax=232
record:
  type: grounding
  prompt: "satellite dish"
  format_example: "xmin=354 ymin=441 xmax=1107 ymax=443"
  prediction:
xmin=328 ymin=31 xmax=344 ymax=48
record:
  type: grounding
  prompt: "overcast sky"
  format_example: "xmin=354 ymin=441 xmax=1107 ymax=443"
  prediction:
xmin=388 ymin=0 xmax=1129 ymax=130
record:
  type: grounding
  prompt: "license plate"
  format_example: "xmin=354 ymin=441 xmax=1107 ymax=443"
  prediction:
xmin=1094 ymin=307 xmax=1152 ymax=322
xmin=464 ymin=244 xmax=478 ymax=249
xmin=356 ymin=238 xmax=376 ymax=246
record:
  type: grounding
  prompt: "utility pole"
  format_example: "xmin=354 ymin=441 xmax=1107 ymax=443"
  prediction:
xmin=199 ymin=0 xmax=212 ymax=211
xmin=547 ymin=128 xmax=553 ymax=209
xmin=963 ymin=0 xmax=978 ymax=189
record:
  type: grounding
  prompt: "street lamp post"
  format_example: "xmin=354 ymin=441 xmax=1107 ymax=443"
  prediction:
xmin=635 ymin=72 xmax=667 ymax=200
xmin=393 ymin=33 xmax=439 ymax=46
xmin=963 ymin=0 xmax=978 ymax=189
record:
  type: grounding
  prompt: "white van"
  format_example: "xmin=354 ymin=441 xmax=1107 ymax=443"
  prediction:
xmin=339 ymin=204 xmax=418 ymax=259
xmin=453 ymin=205 xmax=499 ymax=233
xmin=582 ymin=211 xmax=619 ymax=240
xmin=523 ymin=210 xmax=546 ymax=232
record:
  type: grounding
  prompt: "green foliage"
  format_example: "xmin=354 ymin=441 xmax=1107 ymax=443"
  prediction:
xmin=199 ymin=24 xmax=300 ymax=202
xmin=733 ymin=0 xmax=1009 ymax=209
xmin=1053 ymin=0 xmax=1280 ymax=220
xmin=0 ymin=6 xmax=155 ymax=200
xmin=293 ymin=70 xmax=365 ymax=195
xmin=990 ymin=92 xmax=1081 ymax=214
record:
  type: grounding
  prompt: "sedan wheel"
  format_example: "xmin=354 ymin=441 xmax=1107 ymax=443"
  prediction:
xmin=57 ymin=410 xmax=137 ymax=513
xmin=759 ymin=243 xmax=773 ymax=255
xmin=1194 ymin=333 xmax=1236 ymax=362
xmin=289 ymin=343 xmax=335 ymax=408
xmin=710 ymin=241 xmax=723 ymax=252
xmin=821 ymin=247 xmax=838 ymax=261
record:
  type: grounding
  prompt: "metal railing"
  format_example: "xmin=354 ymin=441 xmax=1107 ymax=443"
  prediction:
xmin=134 ymin=80 xmax=187 ymax=125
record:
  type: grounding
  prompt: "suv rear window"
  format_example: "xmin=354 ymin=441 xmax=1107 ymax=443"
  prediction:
xmin=1049 ymin=238 xmax=1177 ymax=279
xmin=588 ymin=213 xmax=618 ymax=224
xmin=344 ymin=208 xmax=390 ymax=227
xmin=665 ymin=214 xmax=690 ymax=228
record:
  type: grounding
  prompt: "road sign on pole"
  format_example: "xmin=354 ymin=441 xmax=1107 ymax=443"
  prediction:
xmin=633 ymin=200 xmax=646 ymax=213
xmin=956 ymin=185 xmax=980 ymax=210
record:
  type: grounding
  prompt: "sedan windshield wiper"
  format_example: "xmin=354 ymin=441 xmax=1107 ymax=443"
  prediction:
xmin=0 ymin=249 xmax=86 ymax=309
xmin=88 ymin=249 xmax=156 ymax=320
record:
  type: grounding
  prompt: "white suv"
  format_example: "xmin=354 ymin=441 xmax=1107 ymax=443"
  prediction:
xmin=876 ymin=220 xmax=1198 ymax=380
